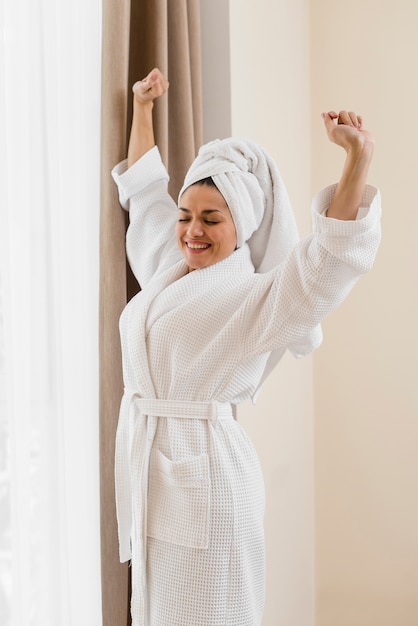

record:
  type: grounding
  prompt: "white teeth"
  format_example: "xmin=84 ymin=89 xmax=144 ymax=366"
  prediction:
xmin=187 ymin=243 xmax=209 ymax=249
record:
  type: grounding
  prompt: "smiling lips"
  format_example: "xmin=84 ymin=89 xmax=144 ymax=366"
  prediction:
xmin=186 ymin=241 xmax=211 ymax=251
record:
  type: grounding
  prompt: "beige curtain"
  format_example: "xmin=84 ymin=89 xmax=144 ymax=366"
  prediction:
xmin=99 ymin=1 xmax=203 ymax=624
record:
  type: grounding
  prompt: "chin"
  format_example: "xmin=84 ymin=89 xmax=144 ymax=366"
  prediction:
xmin=189 ymin=260 xmax=209 ymax=270
xmin=184 ymin=252 xmax=212 ymax=270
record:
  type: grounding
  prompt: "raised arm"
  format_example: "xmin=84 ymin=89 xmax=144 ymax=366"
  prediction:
xmin=322 ymin=110 xmax=375 ymax=220
xmin=112 ymin=68 xmax=181 ymax=285
xmin=127 ymin=68 xmax=169 ymax=168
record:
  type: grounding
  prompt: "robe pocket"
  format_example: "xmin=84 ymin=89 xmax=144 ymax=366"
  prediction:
xmin=147 ymin=448 xmax=211 ymax=549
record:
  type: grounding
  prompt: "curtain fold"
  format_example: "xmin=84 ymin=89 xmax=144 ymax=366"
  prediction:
xmin=99 ymin=1 xmax=132 ymax=624
xmin=99 ymin=1 xmax=203 ymax=624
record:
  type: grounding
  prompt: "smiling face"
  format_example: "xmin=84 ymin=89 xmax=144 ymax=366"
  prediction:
xmin=176 ymin=181 xmax=237 ymax=271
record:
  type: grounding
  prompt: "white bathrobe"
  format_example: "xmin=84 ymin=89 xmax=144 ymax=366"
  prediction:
xmin=112 ymin=146 xmax=381 ymax=626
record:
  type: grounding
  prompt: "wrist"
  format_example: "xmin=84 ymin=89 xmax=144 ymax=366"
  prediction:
xmin=133 ymin=96 xmax=154 ymax=110
xmin=346 ymin=135 xmax=374 ymax=161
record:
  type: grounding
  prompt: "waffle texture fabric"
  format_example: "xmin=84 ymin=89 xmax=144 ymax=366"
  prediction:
xmin=112 ymin=145 xmax=381 ymax=626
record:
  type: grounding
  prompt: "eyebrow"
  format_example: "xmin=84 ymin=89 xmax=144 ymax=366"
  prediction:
xmin=178 ymin=207 xmax=223 ymax=215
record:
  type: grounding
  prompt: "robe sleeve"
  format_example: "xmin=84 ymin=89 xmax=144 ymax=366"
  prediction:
xmin=239 ymin=183 xmax=382 ymax=359
xmin=112 ymin=147 xmax=182 ymax=286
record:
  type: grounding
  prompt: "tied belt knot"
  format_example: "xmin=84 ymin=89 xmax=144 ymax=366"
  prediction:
xmin=114 ymin=390 xmax=234 ymax=624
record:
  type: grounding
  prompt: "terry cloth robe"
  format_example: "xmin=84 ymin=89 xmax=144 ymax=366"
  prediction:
xmin=112 ymin=146 xmax=381 ymax=626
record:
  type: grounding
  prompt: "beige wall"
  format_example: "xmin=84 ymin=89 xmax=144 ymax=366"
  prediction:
xmin=311 ymin=2 xmax=418 ymax=625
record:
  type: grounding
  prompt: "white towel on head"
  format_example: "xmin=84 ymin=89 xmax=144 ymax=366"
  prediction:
xmin=179 ymin=137 xmax=322 ymax=397
xmin=179 ymin=137 xmax=300 ymax=273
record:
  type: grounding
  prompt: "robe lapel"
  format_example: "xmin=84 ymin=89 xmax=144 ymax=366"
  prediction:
xmin=125 ymin=259 xmax=188 ymax=397
xmin=145 ymin=245 xmax=255 ymax=336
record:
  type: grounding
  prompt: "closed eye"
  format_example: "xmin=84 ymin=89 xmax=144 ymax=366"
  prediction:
xmin=177 ymin=218 xmax=219 ymax=225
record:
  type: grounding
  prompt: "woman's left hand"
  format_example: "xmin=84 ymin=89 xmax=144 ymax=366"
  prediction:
xmin=322 ymin=110 xmax=374 ymax=154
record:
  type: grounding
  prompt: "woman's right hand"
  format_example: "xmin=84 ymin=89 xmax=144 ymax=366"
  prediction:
xmin=132 ymin=68 xmax=169 ymax=104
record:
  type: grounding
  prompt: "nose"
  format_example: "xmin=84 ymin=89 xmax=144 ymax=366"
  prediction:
xmin=188 ymin=218 xmax=204 ymax=237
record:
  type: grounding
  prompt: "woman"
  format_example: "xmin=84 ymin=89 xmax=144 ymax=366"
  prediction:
xmin=112 ymin=68 xmax=381 ymax=626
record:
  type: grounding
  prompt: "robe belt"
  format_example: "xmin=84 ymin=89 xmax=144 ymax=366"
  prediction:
xmin=114 ymin=390 xmax=234 ymax=624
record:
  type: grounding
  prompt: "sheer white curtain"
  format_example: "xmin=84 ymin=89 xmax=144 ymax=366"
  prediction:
xmin=0 ymin=1 xmax=102 ymax=624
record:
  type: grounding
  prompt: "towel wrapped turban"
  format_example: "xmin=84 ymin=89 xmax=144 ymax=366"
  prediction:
xmin=179 ymin=137 xmax=300 ymax=274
